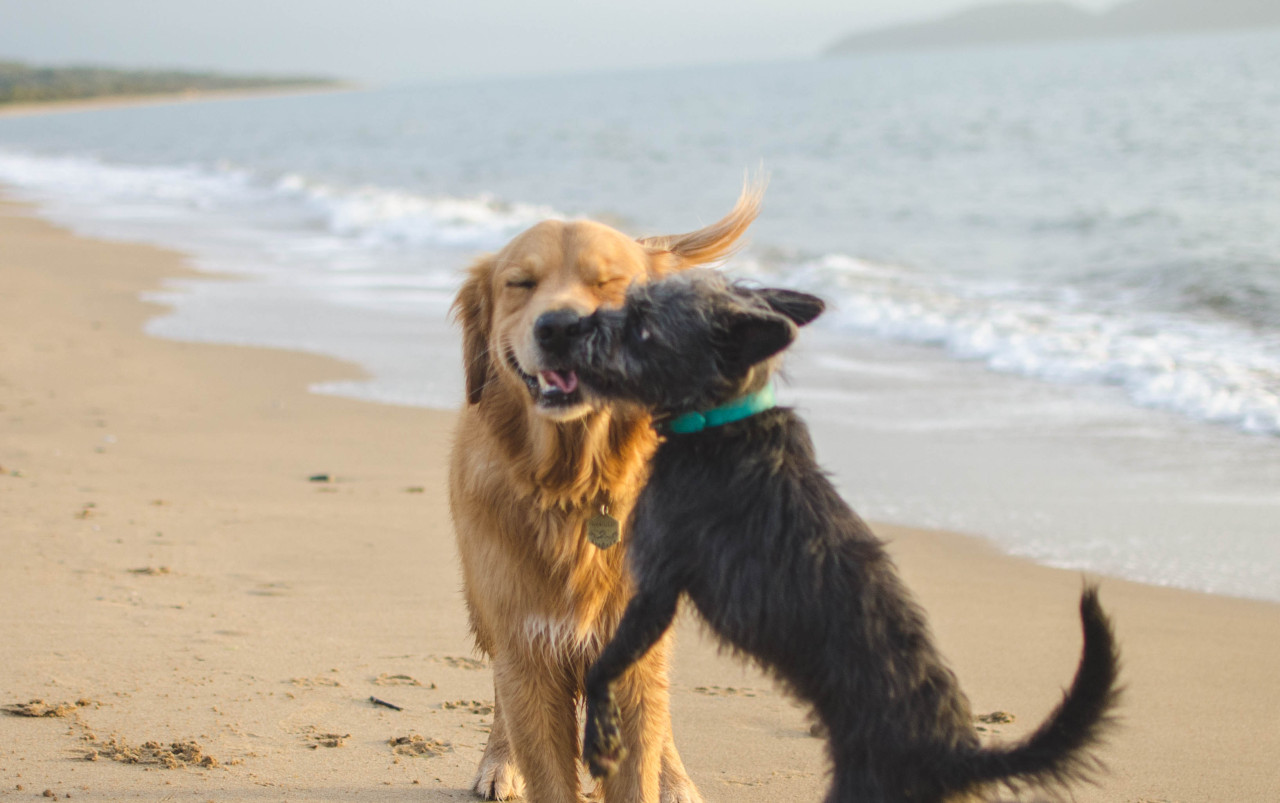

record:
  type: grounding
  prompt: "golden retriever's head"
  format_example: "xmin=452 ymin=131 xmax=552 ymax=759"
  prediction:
xmin=453 ymin=185 xmax=762 ymax=421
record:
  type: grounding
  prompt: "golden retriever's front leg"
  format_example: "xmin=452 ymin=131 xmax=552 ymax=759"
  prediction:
xmin=473 ymin=691 xmax=526 ymax=800
xmin=494 ymin=653 xmax=583 ymax=803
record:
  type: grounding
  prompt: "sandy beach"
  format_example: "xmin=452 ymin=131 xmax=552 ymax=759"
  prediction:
xmin=1 ymin=194 xmax=1278 ymax=802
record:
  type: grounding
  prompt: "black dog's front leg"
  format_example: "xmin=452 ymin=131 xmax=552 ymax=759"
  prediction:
xmin=583 ymin=585 xmax=680 ymax=779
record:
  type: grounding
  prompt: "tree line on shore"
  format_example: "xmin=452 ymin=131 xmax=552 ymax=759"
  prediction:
xmin=0 ymin=60 xmax=340 ymax=105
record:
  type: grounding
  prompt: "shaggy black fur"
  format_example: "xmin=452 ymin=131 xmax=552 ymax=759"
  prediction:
xmin=565 ymin=270 xmax=1121 ymax=803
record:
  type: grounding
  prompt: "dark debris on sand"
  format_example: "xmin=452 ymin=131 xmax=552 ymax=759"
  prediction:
xmin=87 ymin=737 xmax=221 ymax=769
xmin=2 ymin=699 xmax=93 ymax=718
xmin=389 ymin=734 xmax=451 ymax=758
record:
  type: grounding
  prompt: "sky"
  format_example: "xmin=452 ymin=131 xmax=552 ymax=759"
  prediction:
xmin=0 ymin=0 xmax=1120 ymax=84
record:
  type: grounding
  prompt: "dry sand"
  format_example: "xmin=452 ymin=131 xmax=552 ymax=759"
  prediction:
xmin=1 ymin=196 xmax=1277 ymax=801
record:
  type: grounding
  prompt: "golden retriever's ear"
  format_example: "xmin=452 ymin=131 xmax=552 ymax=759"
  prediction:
xmin=451 ymin=256 xmax=495 ymax=405
xmin=640 ymin=179 xmax=764 ymax=275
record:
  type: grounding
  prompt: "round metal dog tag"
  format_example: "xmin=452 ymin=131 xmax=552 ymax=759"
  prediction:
xmin=587 ymin=513 xmax=621 ymax=549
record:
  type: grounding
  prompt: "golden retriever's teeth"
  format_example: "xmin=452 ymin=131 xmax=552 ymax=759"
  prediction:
xmin=537 ymin=372 xmax=555 ymax=393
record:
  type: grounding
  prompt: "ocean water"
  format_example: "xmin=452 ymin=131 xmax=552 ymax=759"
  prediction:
xmin=1 ymin=30 xmax=1278 ymax=602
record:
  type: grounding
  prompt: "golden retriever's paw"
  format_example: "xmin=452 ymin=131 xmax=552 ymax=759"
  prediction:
xmin=472 ymin=756 xmax=525 ymax=800
xmin=659 ymin=774 xmax=705 ymax=803
xmin=583 ymin=693 xmax=626 ymax=779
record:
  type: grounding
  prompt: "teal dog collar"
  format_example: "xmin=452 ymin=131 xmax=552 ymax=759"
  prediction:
xmin=662 ymin=385 xmax=776 ymax=435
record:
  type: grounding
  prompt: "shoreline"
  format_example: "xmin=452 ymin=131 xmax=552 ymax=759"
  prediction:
xmin=0 ymin=83 xmax=359 ymax=119
xmin=1 ymin=195 xmax=1277 ymax=800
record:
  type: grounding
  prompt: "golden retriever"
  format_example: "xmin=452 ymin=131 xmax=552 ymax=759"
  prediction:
xmin=448 ymin=185 xmax=761 ymax=802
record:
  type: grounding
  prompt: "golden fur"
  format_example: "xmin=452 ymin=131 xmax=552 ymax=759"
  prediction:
xmin=448 ymin=185 xmax=761 ymax=803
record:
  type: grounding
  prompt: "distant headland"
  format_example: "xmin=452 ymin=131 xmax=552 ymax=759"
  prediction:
xmin=0 ymin=60 xmax=345 ymax=106
xmin=826 ymin=0 xmax=1280 ymax=55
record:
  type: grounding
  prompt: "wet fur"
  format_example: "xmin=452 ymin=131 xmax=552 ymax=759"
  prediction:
xmin=572 ymin=271 xmax=1122 ymax=802
xmin=448 ymin=188 xmax=762 ymax=802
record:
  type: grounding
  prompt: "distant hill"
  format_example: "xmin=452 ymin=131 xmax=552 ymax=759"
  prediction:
xmin=826 ymin=0 xmax=1280 ymax=55
xmin=0 ymin=61 xmax=342 ymax=105
xmin=1105 ymin=0 xmax=1280 ymax=33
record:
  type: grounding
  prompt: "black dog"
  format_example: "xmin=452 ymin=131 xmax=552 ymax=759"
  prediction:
xmin=561 ymin=270 xmax=1120 ymax=802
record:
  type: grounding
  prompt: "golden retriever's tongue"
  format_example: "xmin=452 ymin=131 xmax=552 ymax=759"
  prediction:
xmin=538 ymin=370 xmax=579 ymax=394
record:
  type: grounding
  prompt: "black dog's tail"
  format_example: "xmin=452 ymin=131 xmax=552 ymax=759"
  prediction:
xmin=959 ymin=586 xmax=1122 ymax=795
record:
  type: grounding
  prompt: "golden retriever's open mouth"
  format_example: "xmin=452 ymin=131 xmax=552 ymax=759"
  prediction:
xmin=507 ymin=351 xmax=585 ymax=410
xmin=537 ymin=369 xmax=579 ymax=397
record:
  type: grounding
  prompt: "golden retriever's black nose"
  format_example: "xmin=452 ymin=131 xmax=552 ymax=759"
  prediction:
xmin=535 ymin=309 xmax=590 ymax=355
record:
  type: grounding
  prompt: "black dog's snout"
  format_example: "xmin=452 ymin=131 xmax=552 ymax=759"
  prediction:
xmin=534 ymin=309 xmax=594 ymax=354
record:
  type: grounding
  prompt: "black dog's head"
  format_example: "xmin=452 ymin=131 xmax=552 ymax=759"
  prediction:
xmin=566 ymin=269 xmax=824 ymax=415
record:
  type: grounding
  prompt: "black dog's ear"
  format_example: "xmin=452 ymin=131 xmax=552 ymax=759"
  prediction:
xmin=724 ymin=311 xmax=797 ymax=368
xmin=757 ymin=288 xmax=825 ymax=327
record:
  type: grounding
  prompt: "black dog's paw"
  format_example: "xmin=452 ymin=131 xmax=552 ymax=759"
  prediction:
xmin=584 ymin=689 xmax=627 ymax=779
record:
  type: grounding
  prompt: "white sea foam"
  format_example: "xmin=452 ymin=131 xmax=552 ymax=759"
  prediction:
xmin=274 ymin=173 xmax=558 ymax=250
xmin=0 ymin=151 xmax=556 ymax=256
xmin=0 ymin=151 xmax=261 ymax=212
xmin=742 ymin=254 xmax=1280 ymax=437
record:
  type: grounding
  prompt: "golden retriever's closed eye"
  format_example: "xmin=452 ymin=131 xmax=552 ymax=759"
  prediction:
xmin=448 ymin=184 xmax=760 ymax=802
